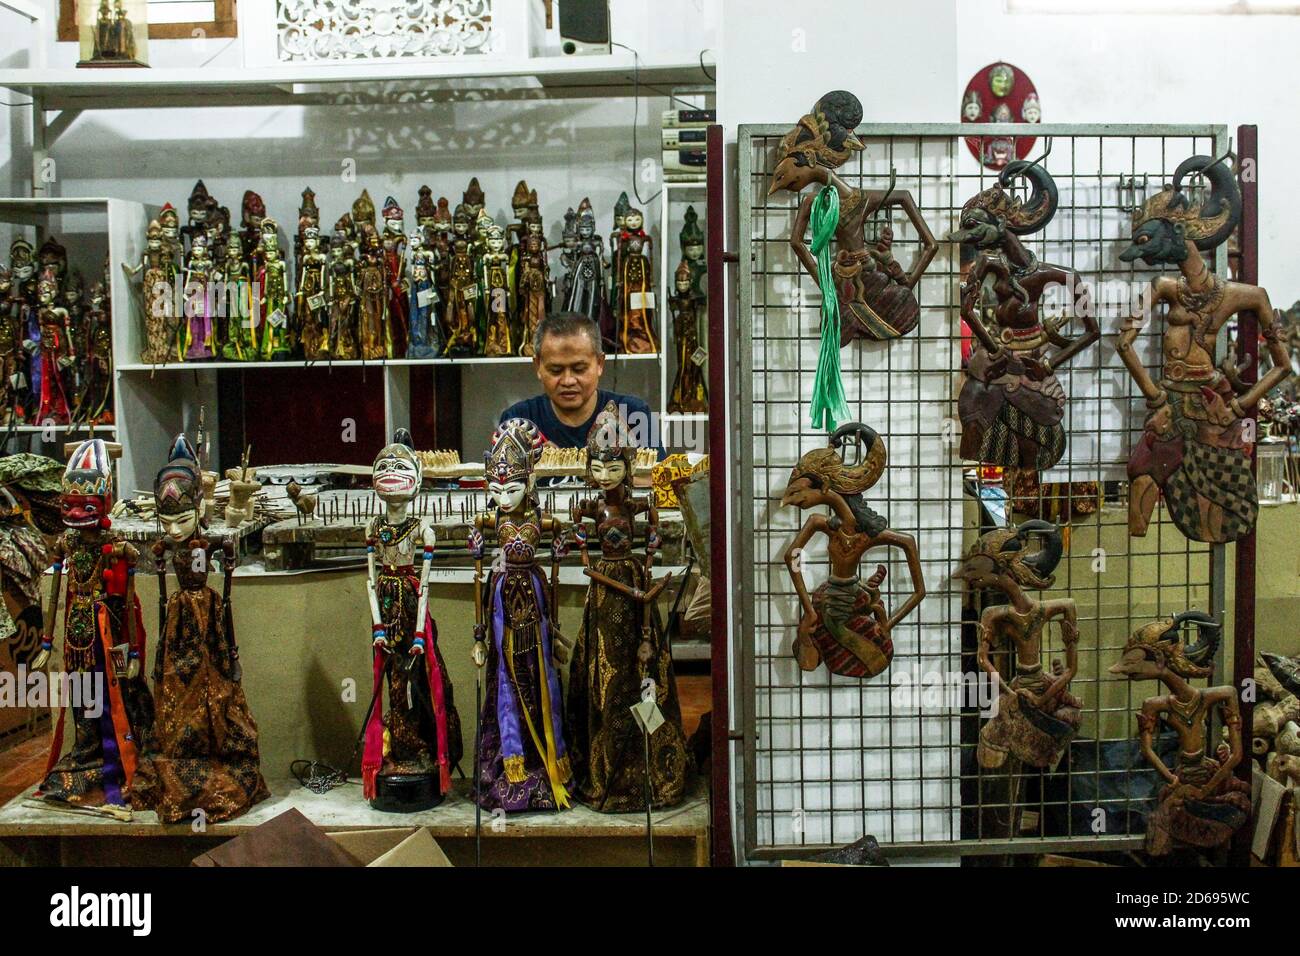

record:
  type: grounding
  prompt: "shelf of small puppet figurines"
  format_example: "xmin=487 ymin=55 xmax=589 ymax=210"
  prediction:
xmin=0 ymin=53 xmax=714 ymax=112
xmin=114 ymin=353 xmax=660 ymax=373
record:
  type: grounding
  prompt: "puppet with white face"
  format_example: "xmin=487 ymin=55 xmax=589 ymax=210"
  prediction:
xmin=468 ymin=418 xmax=574 ymax=813
xmin=361 ymin=430 xmax=459 ymax=812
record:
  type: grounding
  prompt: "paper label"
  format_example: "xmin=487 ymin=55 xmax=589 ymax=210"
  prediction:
xmin=462 ymin=284 xmax=479 ymax=301
xmin=629 ymin=292 xmax=655 ymax=311
xmin=307 ymin=293 xmax=326 ymax=311
xmin=268 ymin=309 xmax=287 ymax=328
xmin=417 ymin=287 xmax=437 ymax=307
xmin=690 ymin=347 xmax=708 ymax=367
xmin=630 ymin=699 xmax=665 ymax=735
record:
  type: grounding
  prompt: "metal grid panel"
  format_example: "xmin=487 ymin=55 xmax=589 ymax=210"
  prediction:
xmin=736 ymin=123 xmax=1228 ymax=859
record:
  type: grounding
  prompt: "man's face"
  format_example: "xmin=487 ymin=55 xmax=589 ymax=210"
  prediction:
xmin=535 ymin=332 xmax=604 ymax=413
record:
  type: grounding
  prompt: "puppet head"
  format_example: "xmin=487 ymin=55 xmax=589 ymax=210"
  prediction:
xmin=954 ymin=519 xmax=1063 ymax=593
xmin=485 ymin=418 xmax=543 ymax=512
xmin=585 ymin=402 xmax=634 ymax=491
xmin=1121 ymin=155 xmax=1240 ymax=266
xmin=154 ymin=433 xmax=202 ymax=543
xmin=372 ymin=429 xmax=421 ymax=505
xmin=949 ymin=159 xmax=1059 ymax=247
xmin=61 ymin=438 xmax=118 ymax=530
xmin=1108 ymin=611 xmax=1221 ymax=682
xmin=769 ymin=90 xmax=864 ymax=195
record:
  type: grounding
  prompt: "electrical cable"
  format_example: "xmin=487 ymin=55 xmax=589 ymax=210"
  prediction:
xmin=611 ymin=41 xmax=661 ymax=209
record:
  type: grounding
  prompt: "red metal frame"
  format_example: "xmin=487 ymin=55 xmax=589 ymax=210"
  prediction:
xmin=1231 ymin=124 xmax=1258 ymax=867
xmin=706 ymin=122 xmax=734 ymax=866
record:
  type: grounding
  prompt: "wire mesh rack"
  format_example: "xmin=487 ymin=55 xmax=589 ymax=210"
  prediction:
xmin=735 ymin=122 xmax=1230 ymax=860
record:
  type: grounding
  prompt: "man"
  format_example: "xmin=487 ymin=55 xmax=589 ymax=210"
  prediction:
xmin=500 ymin=312 xmax=664 ymax=456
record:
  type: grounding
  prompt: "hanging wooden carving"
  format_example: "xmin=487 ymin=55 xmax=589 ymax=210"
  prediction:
xmin=950 ymin=159 xmax=1099 ymax=470
xmin=1117 ymin=155 xmax=1292 ymax=543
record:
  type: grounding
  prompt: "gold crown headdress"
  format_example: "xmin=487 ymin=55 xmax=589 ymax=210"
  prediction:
xmin=1121 ymin=611 xmax=1220 ymax=680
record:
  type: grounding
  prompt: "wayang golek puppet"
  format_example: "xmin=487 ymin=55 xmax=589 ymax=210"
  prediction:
xmin=780 ymin=423 xmax=925 ymax=679
xmin=769 ymin=90 xmax=939 ymax=429
xmin=381 ymin=197 xmax=409 ymax=359
xmin=131 ymin=434 xmax=269 ymax=823
xmin=30 ymin=439 xmax=154 ymax=821
xmin=363 ymin=431 xmax=460 ymax=811
xmin=949 ymin=158 xmax=1099 ymax=470
xmin=478 ymin=224 xmax=515 ymax=357
xmin=668 ymin=259 xmax=708 ymax=414
xmin=515 ymin=212 xmax=550 ymax=357
xmin=469 ymin=419 xmax=573 ymax=811
xmin=296 ymin=224 xmax=328 ymax=360
xmin=567 ymin=404 xmax=689 ymax=811
xmin=1117 ymin=154 xmax=1292 ymax=543
xmin=616 ymin=207 xmax=657 ymax=354
xmin=954 ymin=520 xmax=1081 ymax=770
xmin=1108 ymin=612 xmax=1250 ymax=857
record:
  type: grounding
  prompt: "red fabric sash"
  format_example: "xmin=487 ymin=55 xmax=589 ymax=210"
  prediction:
xmin=362 ymin=649 xmax=385 ymax=800
xmin=420 ymin=614 xmax=452 ymax=793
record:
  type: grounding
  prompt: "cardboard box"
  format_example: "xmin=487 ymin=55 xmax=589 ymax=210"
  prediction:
xmin=192 ymin=808 xmax=453 ymax=867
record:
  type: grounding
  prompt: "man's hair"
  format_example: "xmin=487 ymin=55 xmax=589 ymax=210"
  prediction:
xmin=533 ymin=311 xmax=603 ymax=357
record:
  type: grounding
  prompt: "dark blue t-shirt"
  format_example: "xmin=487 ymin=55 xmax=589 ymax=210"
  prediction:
xmin=499 ymin=390 xmax=665 ymax=459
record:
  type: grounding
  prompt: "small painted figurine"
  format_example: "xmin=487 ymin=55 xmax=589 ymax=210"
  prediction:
xmin=215 ymin=234 xmax=255 ymax=361
xmin=181 ymin=180 xmax=210 ymax=264
xmin=668 ymin=260 xmax=708 ymax=413
xmin=31 ymin=439 xmax=154 ymax=820
xmin=296 ymin=225 xmax=329 ymax=360
xmin=1108 ymin=612 xmax=1250 ymax=858
xmin=406 ymin=239 xmax=441 ymax=359
xmin=617 ymin=207 xmax=657 ymax=353
xmin=479 ymin=224 xmax=515 ymax=356
xmin=204 ymin=198 xmax=230 ymax=264
xmin=507 ymin=179 xmax=534 ymax=263
xmin=296 ymin=186 xmax=319 ymax=273
xmin=443 ymin=205 xmax=480 ymax=356
xmin=681 ymin=205 xmax=706 ymax=300
xmin=257 ymin=224 xmax=291 ymax=361
xmin=132 ymin=435 xmax=269 ymax=823
xmin=462 ymin=178 xmax=487 ymax=249
xmin=954 ymin=520 xmax=1081 ymax=769
xmin=609 ymin=191 xmax=630 ymax=323
xmin=357 ymin=223 xmax=388 ymax=361
xmin=470 ymin=419 xmax=573 ymax=812
xmin=363 ymin=432 xmax=461 ymax=810
xmin=427 ymin=196 xmax=453 ymax=330
xmin=31 ymin=277 xmax=74 ymax=424
xmin=950 ymin=160 xmax=1099 ymax=470
xmin=180 ymin=232 xmax=215 ymax=361
xmin=558 ymin=207 xmax=578 ymax=305
xmin=77 ymin=281 xmax=112 ymax=425
xmin=780 ymin=423 xmax=925 ymax=678
xmin=123 ymin=221 xmax=175 ymax=365
xmin=568 ymin=404 xmax=689 ymax=810
xmin=381 ymin=197 xmax=409 ymax=359
xmin=326 ymin=235 xmax=359 ymax=360
xmin=516 ymin=213 xmax=551 ymax=357
xmin=158 ymin=205 xmax=182 ymax=276
xmin=769 ymin=90 xmax=939 ymax=341
xmin=1117 ymin=155 xmax=1292 ymax=543
xmin=0 ymin=267 xmax=27 ymax=424
xmin=564 ymin=203 xmax=614 ymax=349
xmin=239 ymin=191 xmax=266 ymax=277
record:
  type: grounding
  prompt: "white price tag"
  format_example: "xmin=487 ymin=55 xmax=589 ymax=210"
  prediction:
xmin=630 ymin=698 xmax=665 ymax=735
xmin=629 ymin=292 xmax=656 ymax=310
xmin=417 ymin=287 xmax=436 ymax=308
xmin=690 ymin=347 xmax=707 ymax=367
xmin=462 ymin=284 xmax=479 ymax=301
xmin=307 ymin=293 xmax=325 ymax=311
xmin=268 ymin=309 xmax=287 ymax=328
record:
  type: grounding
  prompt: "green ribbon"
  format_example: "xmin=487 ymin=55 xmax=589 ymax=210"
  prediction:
xmin=808 ymin=184 xmax=850 ymax=433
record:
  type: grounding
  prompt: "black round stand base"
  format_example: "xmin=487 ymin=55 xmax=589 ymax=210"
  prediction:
xmin=370 ymin=772 xmax=443 ymax=813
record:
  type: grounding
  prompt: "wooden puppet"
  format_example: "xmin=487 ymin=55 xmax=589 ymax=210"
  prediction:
xmin=295 ymin=225 xmax=329 ymax=360
xmin=609 ymin=191 xmax=630 ymax=324
xmin=362 ymin=432 xmax=461 ymax=810
xmin=769 ymin=90 xmax=938 ymax=342
xmin=29 ymin=439 xmax=154 ymax=820
xmin=617 ymin=207 xmax=657 ymax=354
xmin=681 ymin=206 xmax=707 ymax=301
xmin=180 ymin=180 xmax=210 ymax=264
xmin=558 ymin=207 xmax=579 ymax=306
xmin=780 ymin=423 xmax=925 ymax=679
xmin=405 ymin=235 xmax=442 ymax=359
xmin=296 ymin=186 xmax=320 ymax=275
xmin=157 ymin=205 xmax=182 ymax=274
xmin=668 ymin=259 xmax=708 ymax=414
xmin=215 ymin=234 xmax=255 ymax=361
xmin=478 ymin=224 xmax=515 ymax=357
xmin=180 ymin=232 xmax=215 ymax=361
xmin=77 ymin=281 xmax=113 ymax=425
xmin=1108 ymin=612 xmax=1250 ymax=857
xmin=124 ymin=220 xmax=178 ymax=365
xmin=515 ymin=212 xmax=551 ymax=357
xmin=32 ymin=276 xmax=74 ymax=424
xmin=381 ymin=197 xmax=409 ymax=359
xmin=568 ymin=403 xmax=688 ymax=811
xmin=325 ymin=234 xmax=359 ymax=360
xmin=564 ymin=202 xmax=613 ymax=348
xmin=1117 ymin=155 xmax=1292 ymax=543
xmin=356 ymin=223 xmax=388 ymax=361
xmin=443 ymin=205 xmax=480 ymax=356
xmin=239 ymin=191 xmax=267 ymax=278
xmin=0 ymin=267 xmax=26 ymax=424
xmin=256 ymin=223 xmax=291 ymax=361
xmin=950 ymin=160 xmax=1099 ymax=470
xmin=132 ymin=435 xmax=269 ymax=823
xmin=954 ymin=520 xmax=1081 ymax=769
xmin=469 ymin=419 xmax=573 ymax=812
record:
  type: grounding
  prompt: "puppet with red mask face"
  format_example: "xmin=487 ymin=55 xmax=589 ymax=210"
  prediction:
xmin=30 ymin=438 xmax=154 ymax=821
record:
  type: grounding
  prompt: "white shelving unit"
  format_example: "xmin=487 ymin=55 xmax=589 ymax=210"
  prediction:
xmin=0 ymin=57 xmax=715 ymax=487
